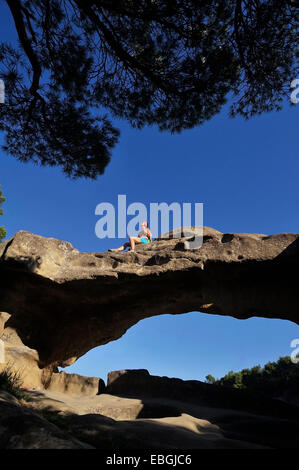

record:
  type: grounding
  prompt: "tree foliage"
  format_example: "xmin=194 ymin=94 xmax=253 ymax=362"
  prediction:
xmin=205 ymin=356 xmax=299 ymax=399
xmin=0 ymin=186 xmax=6 ymax=241
xmin=0 ymin=0 xmax=298 ymax=178
xmin=205 ymin=374 xmax=216 ymax=384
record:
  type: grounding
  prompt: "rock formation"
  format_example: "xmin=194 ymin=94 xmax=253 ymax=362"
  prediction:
xmin=0 ymin=227 xmax=298 ymax=372
xmin=0 ymin=312 xmax=102 ymax=394
xmin=106 ymin=369 xmax=299 ymax=419
xmin=1 ymin=368 xmax=299 ymax=449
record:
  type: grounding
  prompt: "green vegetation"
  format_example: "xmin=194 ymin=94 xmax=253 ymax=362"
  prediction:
xmin=0 ymin=1 xmax=297 ymax=178
xmin=0 ymin=186 xmax=6 ymax=241
xmin=205 ymin=356 xmax=299 ymax=398
xmin=0 ymin=366 xmax=28 ymax=401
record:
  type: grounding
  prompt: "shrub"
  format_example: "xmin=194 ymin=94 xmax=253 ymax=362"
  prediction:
xmin=0 ymin=365 xmax=28 ymax=400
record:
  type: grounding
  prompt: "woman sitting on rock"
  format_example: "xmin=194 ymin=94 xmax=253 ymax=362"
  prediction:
xmin=109 ymin=221 xmax=152 ymax=252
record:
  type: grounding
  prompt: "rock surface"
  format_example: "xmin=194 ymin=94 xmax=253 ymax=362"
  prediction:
xmin=2 ymin=376 xmax=299 ymax=449
xmin=0 ymin=227 xmax=298 ymax=370
xmin=0 ymin=389 xmax=267 ymax=449
xmin=0 ymin=312 xmax=102 ymax=395
xmin=105 ymin=369 xmax=299 ymax=420
xmin=0 ymin=391 xmax=93 ymax=449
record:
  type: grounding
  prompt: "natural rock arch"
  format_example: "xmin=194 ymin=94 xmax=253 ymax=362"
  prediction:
xmin=0 ymin=227 xmax=298 ymax=371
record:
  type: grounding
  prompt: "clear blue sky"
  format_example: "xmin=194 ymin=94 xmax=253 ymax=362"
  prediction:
xmin=0 ymin=2 xmax=298 ymax=383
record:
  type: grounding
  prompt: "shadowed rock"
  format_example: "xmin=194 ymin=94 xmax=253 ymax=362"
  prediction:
xmin=0 ymin=227 xmax=298 ymax=370
xmin=0 ymin=393 xmax=93 ymax=449
xmin=106 ymin=369 xmax=299 ymax=420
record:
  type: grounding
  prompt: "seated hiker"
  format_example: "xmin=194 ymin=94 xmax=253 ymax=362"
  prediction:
xmin=109 ymin=221 xmax=152 ymax=252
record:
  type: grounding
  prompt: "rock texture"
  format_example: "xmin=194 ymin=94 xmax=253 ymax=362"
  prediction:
xmin=106 ymin=369 xmax=299 ymax=420
xmin=0 ymin=390 xmax=268 ymax=449
xmin=0 ymin=391 xmax=93 ymax=449
xmin=2 ymin=375 xmax=299 ymax=449
xmin=0 ymin=227 xmax=298 ymax=370
xmin=0 ymin=312 xmax=102 ymax=395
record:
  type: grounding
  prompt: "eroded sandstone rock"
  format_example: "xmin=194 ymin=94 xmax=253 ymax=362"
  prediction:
xmin=0 ymin=394 xmax=93 ymax=449
xmin=0 ymin=227 xmax=298 ymax=369
xmin=105 ymin=369 xmax=299 ymax=420
xmin=0 ymin=312 xmax=101 ymax=395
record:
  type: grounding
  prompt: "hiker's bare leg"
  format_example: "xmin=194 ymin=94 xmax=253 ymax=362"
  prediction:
xmin=112 ymin=242 xmax=130 ymax=251
xmin=129 ymin=236 xmax=141 ymax=251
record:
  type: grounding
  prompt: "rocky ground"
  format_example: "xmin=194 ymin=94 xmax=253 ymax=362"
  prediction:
xmin=0 ymin=389 xmax=280 ymax=449
xmin=1 ymin=368 xmax=299 ymax=449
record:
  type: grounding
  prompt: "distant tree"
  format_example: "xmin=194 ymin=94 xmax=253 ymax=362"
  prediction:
xmin=218 ymin=370 xmax=244 ymax=389
xmin=237 ymin=365 xmax=259 ymax=390
xmin=0 ymin=0 xmax=297 ymax=178
xmin=0 ymin=186 xmax=6 ymax=241
xmin=205 ymin=374 xmax=216 ymax=384
xmin=210 ymin=356 xmax=299 ymax=399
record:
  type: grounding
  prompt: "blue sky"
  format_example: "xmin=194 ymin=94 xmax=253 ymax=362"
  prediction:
xmin=0 ymin=2 xmax=298 ymax=383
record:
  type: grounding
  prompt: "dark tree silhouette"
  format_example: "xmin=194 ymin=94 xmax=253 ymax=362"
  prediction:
xmin=0 ymin=0 xmax=297 ymax=178
xmin=208 ymin=356 xmax=299 ymax=400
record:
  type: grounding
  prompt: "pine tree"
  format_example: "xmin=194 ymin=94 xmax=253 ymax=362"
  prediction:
xmin=205 ymin=374 xmax=216 ymax=384
xmin=210 ymin=356 xmax=299 ymax=398
xmin=0 ymin=0 xmax=297 ymax=178
xmin=0 ymin=187 xmax=6 ymax=242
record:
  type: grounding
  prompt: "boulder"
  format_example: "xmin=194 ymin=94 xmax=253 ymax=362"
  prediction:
xmin=105 ymin=369 xmax=299 ymax=420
